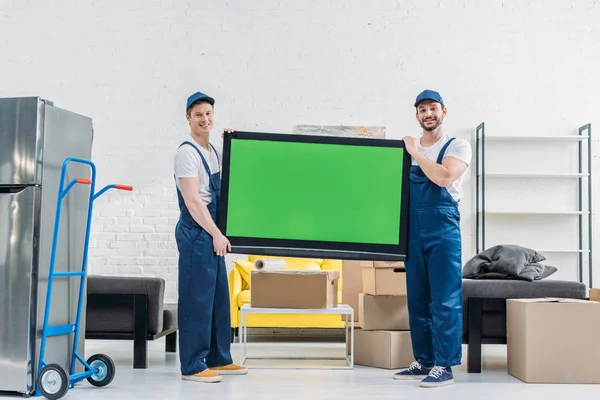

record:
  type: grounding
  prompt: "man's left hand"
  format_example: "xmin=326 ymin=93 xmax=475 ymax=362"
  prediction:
xmin=402 ymin=136 xmax=419 ymax=156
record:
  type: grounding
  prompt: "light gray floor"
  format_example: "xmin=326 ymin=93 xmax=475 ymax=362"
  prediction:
xmin=3 ymin=339 xmax=597 ymax=399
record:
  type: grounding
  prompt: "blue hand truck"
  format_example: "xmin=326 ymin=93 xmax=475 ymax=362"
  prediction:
xmin=36 ymin=157 xmax=133 ymax=400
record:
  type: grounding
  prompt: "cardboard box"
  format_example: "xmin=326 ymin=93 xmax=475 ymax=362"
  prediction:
xmin=373 ymin=261 xmax=405 ymax=269
xmin=590 ymin=288 xmax=600 ymax=301
xmin=353 ymin=328 xmax=414 ymax=369
xmin=341 ymin=260 xmax=370 ymax=321
xmin=507 ymin=298 xmax=600 ymax=384
xmin=362 ymin=262 xmax=406 ymax=296
xmin=250 ymin=270 xmax=339 ymax=309
xmin=358 ymin=293 xmax=409 ymax=330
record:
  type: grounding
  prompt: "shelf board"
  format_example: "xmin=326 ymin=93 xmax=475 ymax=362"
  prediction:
xmin=482 ymin=247 xmax=588 ymax=254
xmin=479 ymin=173 xmax=589 ymax=178
xmin=484 ymin=135 xmax=589 ymax=141
xmin=481 ymin=211 xmax=589 ymax=215
xmin=536 ymin=249 xmax=590 ymax=253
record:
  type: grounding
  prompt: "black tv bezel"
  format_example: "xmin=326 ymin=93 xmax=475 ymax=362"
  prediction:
xmin=218 ymin=131 xmax=410 ymax=261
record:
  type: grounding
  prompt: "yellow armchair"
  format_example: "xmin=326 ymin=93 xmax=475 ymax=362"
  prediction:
xmin=228 ymin=255 xmax=346 ymax=329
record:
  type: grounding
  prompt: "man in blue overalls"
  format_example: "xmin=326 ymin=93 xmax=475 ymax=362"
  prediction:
xmin=173 ymin=91 xmax=248 ymax=383
xmin=394 ymin=90 xmax=471 ymax=388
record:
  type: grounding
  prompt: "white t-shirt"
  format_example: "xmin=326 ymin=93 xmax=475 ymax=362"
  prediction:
xmin=174 ymin=137 xmax=222 ymax=206
xmin=411 ymin=134 xmax=472 ymax=202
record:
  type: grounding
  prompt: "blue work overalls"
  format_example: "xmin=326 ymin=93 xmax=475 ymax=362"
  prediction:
xmin=175 ymin=141 xmax=233 ymax=376
xmin=405 ymin=138 xmax=463 ymax=368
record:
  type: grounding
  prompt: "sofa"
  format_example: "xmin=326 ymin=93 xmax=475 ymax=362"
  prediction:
xmin=228 ymin=255 xmax=345 ymax=338
xmin=85 ymin=275 xmax=178 ymax=369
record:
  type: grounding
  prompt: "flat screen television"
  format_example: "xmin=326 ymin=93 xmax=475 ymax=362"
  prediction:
xmin=218 ymin=131 xmax=410 ymax=261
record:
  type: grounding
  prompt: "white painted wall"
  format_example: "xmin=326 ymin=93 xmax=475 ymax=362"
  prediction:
xmin=1 ymin=0 xmax=599 ymax=303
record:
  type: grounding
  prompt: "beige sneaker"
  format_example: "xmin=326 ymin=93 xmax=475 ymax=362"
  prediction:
xmin=181 ymin=369 xmax=222 ymax=383
xmin=209 ymin=363 xmax=248 ymax=375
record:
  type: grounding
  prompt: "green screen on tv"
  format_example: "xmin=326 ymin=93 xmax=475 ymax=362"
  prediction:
xmin=218 ymin=131 xmax=410 ymax=261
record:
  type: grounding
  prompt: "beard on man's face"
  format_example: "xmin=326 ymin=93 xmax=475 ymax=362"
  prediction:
xmin=419 ymin=116 xmax=443 ymax=131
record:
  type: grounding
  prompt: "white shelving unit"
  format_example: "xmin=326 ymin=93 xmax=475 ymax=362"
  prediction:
xmin=475 ymin=122 xmax=593 ymax=287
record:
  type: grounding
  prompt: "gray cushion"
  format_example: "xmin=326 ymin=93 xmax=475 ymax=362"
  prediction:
xmin=86 ymin=275 xmax=165 ymax=335
xmin=463 ymin=245 xmax=558 ymax=281
xmin=163 ymin=304 xmax=178 ymax=331
xmin=462 ymin=279 xmax=587 ymax=338
xmin=462 ymin=278 xmax=586 ymax=299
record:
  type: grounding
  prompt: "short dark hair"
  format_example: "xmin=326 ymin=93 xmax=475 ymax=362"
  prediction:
xmin=186 ymin=100 xmax=213 ymax=115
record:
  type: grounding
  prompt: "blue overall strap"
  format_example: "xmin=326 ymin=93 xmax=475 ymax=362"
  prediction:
xmin=209 ymin=143 xmax=220 ymax=168
xmin=436 ymin=137 xmax=456 ymax=164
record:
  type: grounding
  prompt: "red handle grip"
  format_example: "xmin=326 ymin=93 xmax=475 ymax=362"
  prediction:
xmin=77 ymin=179 xmax=92 ymax=185
xmin=115 ymin=184 xmax=133 ymax=191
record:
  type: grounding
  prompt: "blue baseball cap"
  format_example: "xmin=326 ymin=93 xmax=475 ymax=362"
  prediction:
xmin=414 ymin=89 xmax=444 ymax=108
xmin=186 ymin=91 xmax=215 ymax=112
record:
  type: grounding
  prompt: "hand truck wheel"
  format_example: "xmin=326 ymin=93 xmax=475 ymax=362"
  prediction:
xmin=86 ymin=353 xmax=116 ymax=387
xmin=38 ymin=364 xmax=69 ymax=400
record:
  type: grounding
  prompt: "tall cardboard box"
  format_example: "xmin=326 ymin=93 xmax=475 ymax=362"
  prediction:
xmin=358 ymin=293 xmax=410 ymax=330
xmin=590 ymin=288 xmax=600 ymax=301
xmin=341 ymin=260 xmax=369 ymax=321
xmin=362 ymin=262 xmax=407 ymax=296
xmin=507 ymin=298 xmax=600 ymax=384
xmin=354 ymin=328 xmax=414 ymax=369
xmin=251 ymin=270 xmax=339 ymax=309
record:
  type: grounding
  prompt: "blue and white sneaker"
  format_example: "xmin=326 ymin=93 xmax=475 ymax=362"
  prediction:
xmin=419 ymin=366 xmax=454 ymax=388
xmin=393 ymin=362 xmax=432 ymax=380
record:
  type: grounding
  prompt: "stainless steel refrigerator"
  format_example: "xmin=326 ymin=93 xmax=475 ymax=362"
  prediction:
xmin=0 ymin=97 xmax=93 ymax=395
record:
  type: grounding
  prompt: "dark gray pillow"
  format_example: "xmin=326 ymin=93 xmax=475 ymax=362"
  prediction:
xmin=463 ymin=244 xmax=558 ymax=281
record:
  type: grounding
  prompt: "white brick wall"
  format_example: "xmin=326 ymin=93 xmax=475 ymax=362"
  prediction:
xmin=1 ymin=0 xmax=599 ymax=302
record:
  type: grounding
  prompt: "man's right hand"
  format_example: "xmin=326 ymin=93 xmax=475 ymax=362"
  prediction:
xmin=402 ymin=136 xmax=419 ymax=157
xmin=213 ymin=233 xmax=232 ymax=257
xmin=221 ymin=128 xmax=236 ymax=138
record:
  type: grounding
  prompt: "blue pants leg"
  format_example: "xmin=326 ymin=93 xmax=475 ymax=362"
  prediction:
xmin=405 ymin=210 xmax=435 ymax=367
xmin=205 ymin=255 xmax=233 ymax=368
xmin=175 ymin=223 xmax=232 ymax=375
xmin=423 ymin=208 xmax=463 ymax=367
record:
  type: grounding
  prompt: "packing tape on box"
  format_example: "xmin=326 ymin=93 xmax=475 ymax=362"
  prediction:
xmin=254 ymin=258 xmax=287 ymax=271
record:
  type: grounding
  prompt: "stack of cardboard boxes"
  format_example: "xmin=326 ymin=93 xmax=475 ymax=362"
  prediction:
xmin=343 ymin=260 xmax=414 ymax=369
